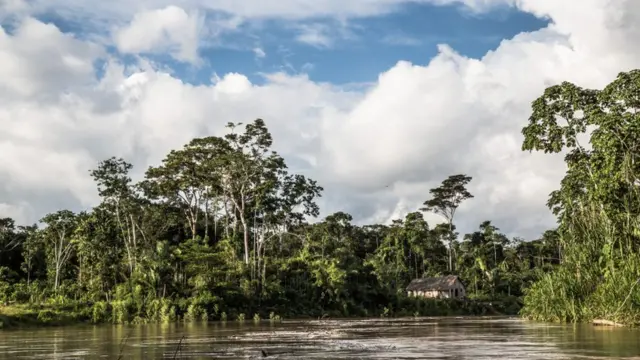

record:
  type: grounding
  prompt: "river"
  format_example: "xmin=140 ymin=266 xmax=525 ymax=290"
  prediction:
xmin=1 ymin=317 xmax=640 ymax=359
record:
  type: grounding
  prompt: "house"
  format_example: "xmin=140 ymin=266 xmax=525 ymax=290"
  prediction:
xmin=406 ymin=275 xmax=466 ymax=299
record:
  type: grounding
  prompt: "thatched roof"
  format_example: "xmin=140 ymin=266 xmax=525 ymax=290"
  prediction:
xmin=406 ymin=275 xmax=461 ymax=291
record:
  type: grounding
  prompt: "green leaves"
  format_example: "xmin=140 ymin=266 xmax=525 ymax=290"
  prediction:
xmin=522 ymin=70 xmax=640 ymax=223
xmin=421 ymin=174 xmax=473 ymax=222
xmin=520 ymin=69 xmax=640 ymax=324
xmin=89 ymin=157 xmax=133 ymax=200
xmin=421 ymin=174 xmax=473 ymax=271
xmin=521 ymin=82 xmax=597 ymax=154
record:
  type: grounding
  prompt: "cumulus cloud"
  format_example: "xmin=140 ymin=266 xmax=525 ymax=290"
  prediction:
xmin=0 ymin=17 xmax=102 ymax=99
xmin=2 ymin=0 xmax=640 ymax=240
xmin=113 ymin=5 xmax=204 ymax=63
xmin=0 ymin=0 xmax=29 ymax=15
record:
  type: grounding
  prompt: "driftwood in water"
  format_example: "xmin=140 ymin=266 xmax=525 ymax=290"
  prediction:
xmin=593 ymin=319 xmax=625 ymax=327
xmin=172 ymin=336 xmax=186 ymax=359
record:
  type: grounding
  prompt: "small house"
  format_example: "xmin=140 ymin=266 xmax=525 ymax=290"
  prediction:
xmin=406 ymin=275 xmax=466 ymax=299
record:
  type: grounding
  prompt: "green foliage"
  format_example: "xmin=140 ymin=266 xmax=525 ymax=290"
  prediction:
xmin=269 ymin=311 xmax=281 ymax=322
xmin=421 ymin=175 xmax=474 ymax=271
xmin=36 ymin=309 xmax=54 ymax=324
xmin=111 ymin=300 xmax=130 ymax=324
xmin=0 ymin=117 xmax=560 ymax=328
xmin=521 ymin=70 xmax=640 ymax=325
xmin=91 ymin=301 xmax=109 ymax=324
xmin=381 ymin=307 xmax=390 ymax=318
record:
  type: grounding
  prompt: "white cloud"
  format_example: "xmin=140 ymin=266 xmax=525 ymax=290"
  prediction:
xmin=293 ymin=19 xmax=356 ymax=48
xmin=113 ymin=5 xmax=204 ymax=63
xmin=0 ymin=0 xmax=29 ymax=15
xmin=295 ymin=23 xmax=334 ymax=48
xmin=0 ymin=17 xmax=102 ymax=99
xmin=253 ymin=47 xmax=266 ymax=58
xmin=2 ymin=0 xmax=640 ymax=240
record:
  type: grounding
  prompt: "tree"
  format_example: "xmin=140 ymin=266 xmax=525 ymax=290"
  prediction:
xmin=90 ymin=157 xmax=146 ymax=276
xmin=41 ymin=210 xmax=77 ymax=290
xmin=518 ymin=69 xmax=640 ymax=323
xmin=144 ymin=147 xmax=208 ymax=241
xmin=421 ymin=174 xmax=473 ymax=271
xmin=183 ymin=136 xmax=230 ymax=241
xmin=522 ymin=70 xmax=640 ymax=225
xmin=220 ymin=119 xmax=286 ymax=265
xmin=0 ymin=218 xmax=21 ymax=255
xmin=19 ymin=224 xmax=40 ymax=286
xmin=73 ymin=207 xmax=121 ymax=297
xmin=479 ymin=220 xmax=505 ymax=268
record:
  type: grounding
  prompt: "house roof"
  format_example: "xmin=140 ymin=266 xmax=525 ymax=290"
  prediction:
xmin=406 ymin=275 xmax=462 ymax=291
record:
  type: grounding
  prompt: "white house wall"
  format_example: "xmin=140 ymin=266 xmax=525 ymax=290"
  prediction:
xmin=407 ymin=279 xmax=466 ymax=299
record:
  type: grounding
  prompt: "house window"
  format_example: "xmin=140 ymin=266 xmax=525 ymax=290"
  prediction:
xmin=454 ymin=288 xmax=458 ymax=297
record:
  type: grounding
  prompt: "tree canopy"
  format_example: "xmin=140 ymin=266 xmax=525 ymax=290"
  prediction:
xmin=0 ymin=118 xmax=568 ymax=324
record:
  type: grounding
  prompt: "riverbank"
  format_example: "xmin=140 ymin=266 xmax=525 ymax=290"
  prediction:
xmin=0 ymin=296 xmax=521 ymax=329
xmin=0 ymin=304 xmax=88 ymax=328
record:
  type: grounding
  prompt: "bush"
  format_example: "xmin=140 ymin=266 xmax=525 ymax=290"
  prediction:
xmin=91 ymin=301 xmax=109 ymax=324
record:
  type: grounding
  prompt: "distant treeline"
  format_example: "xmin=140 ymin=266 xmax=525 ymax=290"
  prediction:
xmin=0 ymin=118 xmax=561 ymax=326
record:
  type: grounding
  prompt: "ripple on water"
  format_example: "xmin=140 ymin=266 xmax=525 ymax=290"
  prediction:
xmin=1 ymin=317 xmax=639 ymax=359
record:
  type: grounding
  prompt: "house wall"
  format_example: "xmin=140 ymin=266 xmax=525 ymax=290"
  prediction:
xmin=408 ymin=280 xmax=466 ymax=299
xmin=409 ymin=290 xmax=440 ymax=298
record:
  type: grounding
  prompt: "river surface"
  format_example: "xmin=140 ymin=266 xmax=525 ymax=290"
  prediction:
xmin=1 ymin=317 xmax=640 ymax=359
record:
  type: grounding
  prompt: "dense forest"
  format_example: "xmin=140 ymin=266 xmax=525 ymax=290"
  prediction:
xmin=1 ymin=70 xmax=639 ymax=327
xmin=519 ymin=70 xmax=640 ymax=326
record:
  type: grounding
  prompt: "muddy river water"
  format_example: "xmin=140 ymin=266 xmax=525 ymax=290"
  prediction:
xmin=1 ymin=317 xmax=640 ymax=359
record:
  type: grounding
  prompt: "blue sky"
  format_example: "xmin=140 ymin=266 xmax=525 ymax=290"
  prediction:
xmin=19 ymin=2 xmax=549 ymax=87
xmin=187 ymin=3 xmax=548 ymax=85
xmin=11 ymin=2 xmax=550 ymax=87
xmin=8 ymin=0 xmax=628 ymax=238
xmin=221 ymin=4 xmax=542 ymax=84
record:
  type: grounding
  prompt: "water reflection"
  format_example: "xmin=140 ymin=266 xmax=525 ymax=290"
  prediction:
xmin=1 ymin=317 xmax=640 ymax=359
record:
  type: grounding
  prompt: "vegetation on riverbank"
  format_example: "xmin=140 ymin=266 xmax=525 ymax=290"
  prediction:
xmin=0 ymin=295 xmax=521 ymax=328
xmin=519 ymin=70 xmax=640 ymax=326
xmin=0 ymin=96 xmax=569 ymax=328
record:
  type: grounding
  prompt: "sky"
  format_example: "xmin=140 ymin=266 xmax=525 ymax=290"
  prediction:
xmin=1 ymin=0 xmax=639 ymax=240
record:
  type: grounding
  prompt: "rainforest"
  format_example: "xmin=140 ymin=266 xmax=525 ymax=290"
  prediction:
xmin=1 ymin=70 xmax=640 ymax=328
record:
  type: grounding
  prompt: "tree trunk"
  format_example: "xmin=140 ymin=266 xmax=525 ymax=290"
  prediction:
xmin=204 ymin=198 xmax=209 ymax=240
xmin=493 ymin=241 xmax=497 ymax=267
xmin=448 ymin=221 xmax=453 ymax=272
xmin=54 ymin=265 xmax=60 ymax=291
xmin=241 ymin=217 xmax=250 ymax=264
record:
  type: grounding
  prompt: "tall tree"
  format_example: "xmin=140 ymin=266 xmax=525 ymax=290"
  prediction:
xmin=90 ymin=157 xmax=146 ymax=276
xmin=19 ymin=224 xmax=40 ymax=286
xmin=421 ymin=174 xmax=473 ymax=271
xmin=144 ymin=147 xmax=208 ymax=241
xmin=522 ymin=70 xmax=640 ymax=224
xmin=41 ymin=210 xmax=77 ymax=290
xmin=220 ymin=119 xmax=286 ymax=265
xmin=519 ymin=69 xmax=640 ymax=323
